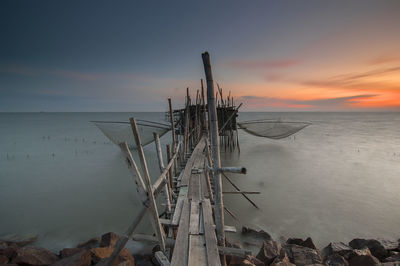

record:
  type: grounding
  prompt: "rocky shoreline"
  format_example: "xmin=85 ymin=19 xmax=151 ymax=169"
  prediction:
xmin=1 ymin=228 xmax=399 ymax=266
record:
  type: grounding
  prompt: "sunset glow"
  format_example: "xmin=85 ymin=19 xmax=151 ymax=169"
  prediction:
xmin=0 ymin=1 xmax=399 ymax=111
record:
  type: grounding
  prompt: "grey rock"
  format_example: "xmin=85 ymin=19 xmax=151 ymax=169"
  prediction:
xmin=284 ymin=244 xmax=323 ymax=266
xmin=325 ymin=254 xmax=349 ymax=266
xmin=349 ymin=238 xmax=388 ymax=261
xmin=256 ymin=240 xmax=281 ymax=265
xmin=322 ymin=242 xmax=353 ymax=258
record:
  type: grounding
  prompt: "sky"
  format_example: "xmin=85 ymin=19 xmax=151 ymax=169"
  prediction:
xmin=1 ymin=0 xmax=399 ymax=112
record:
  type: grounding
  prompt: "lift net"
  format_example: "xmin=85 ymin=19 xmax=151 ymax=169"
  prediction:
xmin=238 ymin=119 xmax=310 ymax=139
xmin=93 ymin=120 xmax=171 ymax=149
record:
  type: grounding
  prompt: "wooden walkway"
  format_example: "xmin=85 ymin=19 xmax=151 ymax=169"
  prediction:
xmin=170 ymin=136 xmax=221 ymax=266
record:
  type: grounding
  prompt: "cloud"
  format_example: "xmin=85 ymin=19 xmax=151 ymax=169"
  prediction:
xmin=367 ymin=55 xmax=400 ymax=65
xmin=236 ymin=94 xmax=379 ymax=110
xmin=225 ymin=59 xmax=300 ymax=69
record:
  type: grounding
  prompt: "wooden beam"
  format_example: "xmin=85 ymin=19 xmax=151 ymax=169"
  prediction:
xmin=218 ymin=246 xmax=252 ymax=258
xmin=154 ymin=133 xmax=172 ymax=214
xmin=154 ymin=251 xmax=171 ymax=266
xmin=130 ymin=118 xmax=166 ymax=252
xmin=202 ymin=52 xmax=226 ymax=265
xmin=222 ymin=191 xmax=260 ymax=194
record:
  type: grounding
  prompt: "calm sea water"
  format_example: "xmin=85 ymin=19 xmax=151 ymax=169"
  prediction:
xmin=0 ymin=112 xmax=399 ymax=252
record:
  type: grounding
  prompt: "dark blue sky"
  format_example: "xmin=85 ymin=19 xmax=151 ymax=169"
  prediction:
xmin=1 ymin=1 xmax=399 ymax=111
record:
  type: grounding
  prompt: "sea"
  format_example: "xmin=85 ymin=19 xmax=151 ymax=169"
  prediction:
xmin=0 ymin=112 xmax=399 ymax=253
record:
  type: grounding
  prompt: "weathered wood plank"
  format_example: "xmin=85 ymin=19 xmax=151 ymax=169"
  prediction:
xmin=171 ymin=198 xmax=190 ymax=266
xmin=202 ymin=199 xmax=221 ymax=266
xmin=218 ymin=246 xmax=252 ymax=258
xmin=155 ymin=251 xmax=171 ymax=266
xmin=171 ymin=187 xmax=188 ymax=226
xmin=180 ymin=137 xmax=205 ymax=186
xmin=188 ymin=235 xmax=207 ymax=266
xmin=189 ymin=200 xmax=200 ymax=235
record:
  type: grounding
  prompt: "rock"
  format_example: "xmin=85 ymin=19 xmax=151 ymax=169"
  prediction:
xmin=0 ymin=236 xmax=37 ymax=247
xmin=100 ymin=232 xmax=120 ymax=247
xmin=381 ymin=262 xmax=400 ymax=266
xmin=77 ymin=237 xmax=100 ymax=249
xmin=377 ymin=239 xmax=399 ymax=251
xmin=322 ymin=242 xmax=353 ymax=258
xmin=384 ymin=252 xmax=400 ymax=262
xmin=349 ymin=238 xmax=388 ymax=261
xmin=347 ymin=248 xmax=381 ymax=266
xmin=0 ymin=255 xmax=9 ymax=264
xmin=242 ymin=226 xmax=272 ymax=240
xmin=270 ymin=252 xmax=295 ymax=266
xmin=133 ymin=254 xmax=154 ymax=266
xmin=0 ymin=243 xmax=18 ymax=259
xmin=286 ymin=237 xmax=317 ymax=250
xmin=228 ymin=255 xmax=264 ymax=266
xmin=53 ymin=250 xmax=92 ymax=266
xmin=12 ymin=246 xmax=58 ymax=265
xmin=60 ymin=247 xmax=85 ymax=258
xmin=325 ymin=254 xmax=349 ymax=266
xmin=91 ymin=247 xmax=134 ymax=266
xmin=283 ymin=244 xmax=323 ymax=265
xmin=256 ymin=240 xmax=281 ymax=265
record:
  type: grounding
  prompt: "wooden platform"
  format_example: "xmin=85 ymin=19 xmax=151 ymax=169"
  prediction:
xmin=170 ymin=136 xmax=221 ymax=266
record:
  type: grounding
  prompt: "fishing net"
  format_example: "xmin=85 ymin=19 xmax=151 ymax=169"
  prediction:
xmin=92 ymin=120 xmax=171 ymax=149
xmin=238 ymin=119 xmax=310 ymax=139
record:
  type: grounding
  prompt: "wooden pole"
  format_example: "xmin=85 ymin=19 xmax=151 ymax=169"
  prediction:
xmin=202 ymin=52 xmax=226 ymax=265
xmin=130 ymin=118 xmax=166 ymax=252
xmin=154 ymin=133 xmax=172 ymax=215
xmin=101 ymin=206 xmax=147 ymax=266
xmin=168 ymin=98 xmax=176 ymax=151
xmin=166 ymin=144 xmax=173 ymax=190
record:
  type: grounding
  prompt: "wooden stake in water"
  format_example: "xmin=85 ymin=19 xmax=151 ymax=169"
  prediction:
xmin=202 ymin=51 xmax=226 ymax=265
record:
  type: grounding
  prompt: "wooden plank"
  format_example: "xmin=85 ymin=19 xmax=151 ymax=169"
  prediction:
xmin=171 ymin=199 xmax=190 ymax=266
xmin=199 ymin=203 xmax=204 ymax=235
xmin=224 ymin=225 xmax=237 ymax=233
xmin=155 ymin=251 xmax=171 ymax=266
xmin=202 ymin=199 xmax=221 ymax=266
xmin=171 ymin=187 xmax=188 ymax=226
xmin=189 ymin=200 xmax=200 ymax=235
xmin=218 ymin=246 xmax=252 ymax=258
xmin=188 ymin=235 xmax=207 ymax=266
xmin=180 ymin=137 xmax=205 ymax=186
xmin=131 ymin=234 xmax=175 ymax=247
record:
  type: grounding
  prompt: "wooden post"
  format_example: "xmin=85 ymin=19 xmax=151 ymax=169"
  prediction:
xmin=154 ymin=133 xmax=172 ymax=215
xmin=202 ymin=52 xmax=226 ymax=265
xmin=168 ymin=98 xmax=176 ymax=151
xmin=130 ymin=118 xmax=166 ymax=252
xmin=201 ymin=79 xmax=207 ymax=133
xmin=166 ymin=144 xmax=173 ymax=190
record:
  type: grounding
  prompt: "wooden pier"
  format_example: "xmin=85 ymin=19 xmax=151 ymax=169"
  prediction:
xmin=98 ymin=52 xmax=251 ymax=266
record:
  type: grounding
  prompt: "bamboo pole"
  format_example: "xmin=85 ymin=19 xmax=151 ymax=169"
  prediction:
xmin=154 ymin=133 xmax=172 ymax=215
xmin=202 ymin=52 xmax=226 ymax=265
xmin=101 ymin=206 xmax=147 ymax=266
xmin=130 ymin=118 xmax=166 ymax=252
xmin=222 ymin=172 xmax=259 ymax=209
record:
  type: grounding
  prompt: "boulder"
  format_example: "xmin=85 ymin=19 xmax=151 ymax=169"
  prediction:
xmin=349 ymin=238 xmax=388 ymax=261
xmin=100 ymin=232 xmax=120 ymax=247
xmin=242 ymin=226 xmax=272 ymax=240
xmin=322 ymin=242 xmax=353 ymax=258
xmin=283 ymin=244 xmax=323 ymax=265
xmin=229 ymin=255 xmax=264 ymax=266
xmin=384 ymin=251 xmax=400 ymax=262
xmin=12 ymin=246 xmax=58 ymax=265
xmin=347 ymin=248 xmax=381 ymax=266
xmin=53 ymin=250 xmax=92 ymax=266
xmin=60 ymin=247 xmax=85 ymax=258
xmin=270 ymin=252 xmax=295 ymax=266
xmin=77 ymin=237 xmax=100 ymax=249
xmin=0 ymin=243 xmax=18 ymax=259
xmin=0 ymin=254 xmax=9 ymax=264
xmin=325 ymin=254 xmax=349 ymax=266
xmin=133 ymin=254 xmax=155 ymax=266
xmin=382 ymin=262 xmax=400 ymax=266
xmin=286 ymin=237 xmax=317 ymax=250
xmin=376 ymin=239 xmax=399 ymax=251
xmin=91 ymin=247 xmax=134 ymax=266
xmin=256 ymin=240 xmax=281 ymax=265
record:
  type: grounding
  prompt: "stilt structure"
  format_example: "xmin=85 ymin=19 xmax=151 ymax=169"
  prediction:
xmin=97 ymin=52 xmax=254 ymax=266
